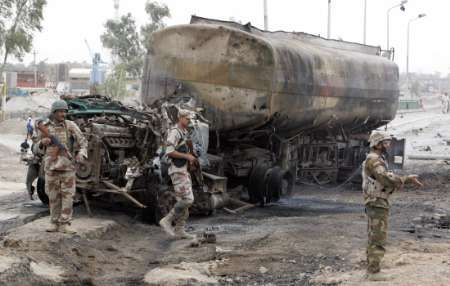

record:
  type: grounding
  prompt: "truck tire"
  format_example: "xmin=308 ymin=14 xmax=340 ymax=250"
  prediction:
xmin=248 ymin=164 xmax=270 ymax=206
xmin=267 ymin=167 xmax=294 ymax=202
xmin=140 ymin=188 xmax=176 ymax=224
xmin=36 ymin=177 xmax=49 ymax=205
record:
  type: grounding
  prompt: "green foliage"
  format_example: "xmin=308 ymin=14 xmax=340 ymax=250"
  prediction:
xmin=101 ymin=13 xmax=143 ymax=79
xmin=99 ymin=64 xmax=128 ymax=99
xmin=0 ymin=0 xmax=46 ymax=78
xmin=0 ymin=0 xmax=13 ymax=50
xmin=100 ymin=1 xmax=170 ymax=81
xmin=141 ymin=1 xmax=170 ymax=52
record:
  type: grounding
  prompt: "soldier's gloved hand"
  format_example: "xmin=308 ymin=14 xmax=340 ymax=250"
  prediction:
xmin=408 ymin=175 xmax=423 ymax=187
xmin=75 ymin=153 xmax=87 ymax=163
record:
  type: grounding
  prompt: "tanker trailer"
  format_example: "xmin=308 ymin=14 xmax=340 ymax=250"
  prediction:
xmin=142 ymin=16 xmax=403 ymax=205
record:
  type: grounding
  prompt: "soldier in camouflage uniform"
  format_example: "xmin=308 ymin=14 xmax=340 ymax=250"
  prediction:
xmin=362 ymin=131 xmax=422 ymax=280
xmin=159 ymin=109 xmax=197 ymax=240
xmin=35 ymin=100 xmax=88 ymax=234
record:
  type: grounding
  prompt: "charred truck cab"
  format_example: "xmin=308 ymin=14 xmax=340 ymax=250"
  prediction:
xmin=31 ymin=95 xmax=228 ymax=222
xmin=141 ymin=16 xmax=404 ymax=205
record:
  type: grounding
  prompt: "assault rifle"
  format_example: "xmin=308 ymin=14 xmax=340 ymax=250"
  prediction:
xmin=36 ymin=120 xmax=73 ymax=161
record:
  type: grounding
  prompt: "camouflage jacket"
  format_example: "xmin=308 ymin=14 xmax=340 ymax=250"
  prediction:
xmin=165 ymin=126 xmax=189 ymax=175
xmin=362 ymin=151 xmax=410 ymax=209
xmin=36 ymin=118 xmax=88 ymax=172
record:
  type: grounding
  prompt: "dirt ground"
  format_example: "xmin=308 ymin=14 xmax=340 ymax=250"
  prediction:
xmin=0 ymin=112 xmax=449 ymax=285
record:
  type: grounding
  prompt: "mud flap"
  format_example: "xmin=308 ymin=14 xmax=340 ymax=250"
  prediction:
xmin=386 ymin=137 xmax=406 ymax=170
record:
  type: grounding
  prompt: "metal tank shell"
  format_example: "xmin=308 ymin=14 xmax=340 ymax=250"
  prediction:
xmin=142 ymin=17 xmax=399 ymax=136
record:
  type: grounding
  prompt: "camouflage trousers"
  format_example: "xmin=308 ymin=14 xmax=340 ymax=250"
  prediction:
xmin=366 ymin=205 xmax=389 ymax=273
xmin=170 ymin=170 xmax=194 ymax=226
xmin=45 ymin=170 xmax=76 ymax=225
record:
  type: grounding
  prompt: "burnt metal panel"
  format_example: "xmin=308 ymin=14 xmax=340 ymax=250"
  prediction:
xmin=142 ymin=17 xmax=399 ymax=136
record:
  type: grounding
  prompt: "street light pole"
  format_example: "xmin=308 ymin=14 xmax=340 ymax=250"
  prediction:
xmin=387 ymin=0 xmax=407 ymax=50
xmin=327 ymin=0 xmax=331 ymax=38
xmin=406 ymin=13 xmax=426 ymax=96
xmin=33 ymin=50 xmax=37 ymax=88
xmin=363 ymin=0 xmax=367 ymax=44
xmin=406 ymin=13 xmax=426 ymax=76
xmin=264 ymin=0 xmax=268 ymax=30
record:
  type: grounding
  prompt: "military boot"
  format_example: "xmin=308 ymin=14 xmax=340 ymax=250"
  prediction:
xmin=173 ymin=209 xmax=195 ymax=240
xmin=174 ymin=225 xmax=196 ymax=240
xmin=46 ymin=223 xmax=59 ymax=233
xmin=58 ymin=223 xmax=77 ymax=234
xmin=159 ymin=211 xmax=176 ymax=237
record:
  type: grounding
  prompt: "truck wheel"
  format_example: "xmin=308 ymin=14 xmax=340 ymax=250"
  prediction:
xmin=36 ymin=177 xmax=49 ymax=205
xmin=248 ymin=164 xmax=270 ymax=206
xmin=267 ymin=167 xmax=294 ymax=202
xmin=140 ymin=188 xmax=176 ymax=224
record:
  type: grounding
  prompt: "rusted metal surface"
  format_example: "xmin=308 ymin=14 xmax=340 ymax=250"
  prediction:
xmin=142 ymin=16 xmax=399 ymax=137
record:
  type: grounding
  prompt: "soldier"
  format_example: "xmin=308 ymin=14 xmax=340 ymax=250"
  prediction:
xmin=159 ymin=109 xmax=197 ymax=240
xmin=35 ymin=100 xmax=88 ymax=234
xmin=362 ymin=131 xmax=423 ymax=280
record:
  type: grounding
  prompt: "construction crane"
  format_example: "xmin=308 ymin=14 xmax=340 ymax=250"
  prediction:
xmin=113 ymin=0 xmax=119 ymax=20
xmin=84 ymin=39 xmax=106 ymax=94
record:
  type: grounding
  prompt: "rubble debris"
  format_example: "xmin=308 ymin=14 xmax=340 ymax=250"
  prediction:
xmin=408 ymin=154 xmax=450 ymax=160
xmin=223 ymin=198 xmax=255 ymax=214
xmin=3 ymin=217 xmax=118 ymax=248
xmin=189 ymin=231 xmax=217 ymax=248
xmin=0 ymin=256 xmax=21 ymax=273
xmin=416 ymin=145 xmax=432 ymax=152
xmin=412 ymin=213 xmax=450 ymax=229
xmin=30 ymin=261 xmax=65 ymax=283
xmin=258 ymin=266 xmax=268 ymax=274
xmin=143 ymin=261 xmax=218 ymax=286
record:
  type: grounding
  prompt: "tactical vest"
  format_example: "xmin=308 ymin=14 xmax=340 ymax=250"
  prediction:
xmin=361 ymin=153 xmax=391 ymax=201
xmin=44 ymin=120 xmax=74 ymax=172
xmin=172 ymin=127 xmax=189 ymax=168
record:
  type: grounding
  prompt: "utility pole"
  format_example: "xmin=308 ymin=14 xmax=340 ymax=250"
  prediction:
xmin=406 ymin=13 xmax=426 ymax=95
xmin=387 ymin=1 xmax=407 ymax=51
xmin=363 ymin=0 xmax=367 ymax=44
xmin=327 ymin=0 xmax=331 ymax=38
xmin=114 ymin=0 xmax=120 ymax=21
xmin=263 ymin=0 xmax=268 ymax=30
xmin=33 ymin=50 xmax=37 ymax=88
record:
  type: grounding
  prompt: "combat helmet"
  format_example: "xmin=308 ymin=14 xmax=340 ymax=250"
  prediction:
xmin=368 ymin=131 xmax=392 ymax=148
xmin=50 ymin=100 xmax=68 ymax=113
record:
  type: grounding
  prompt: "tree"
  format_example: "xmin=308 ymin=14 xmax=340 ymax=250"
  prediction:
xmin=0 ymin=1 xmax=13 ymax=52
xmin=141 ymin=1 xmax=170 ymax=53
xmin=0 ymin=0 xmax=46 ymax=80
xmin=101 ymin=13 xmax=143 ymax=79
xmin=100 ymin=64 xmax=127 ymax=99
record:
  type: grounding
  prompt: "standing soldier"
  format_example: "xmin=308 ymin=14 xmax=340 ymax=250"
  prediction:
xmin=36 ymin=100 xmax=87 ymax=234
xmin=159 ymin=109 xmax=197 ymax=240
xmin=362 ymin=131 xmax=422 ymax=280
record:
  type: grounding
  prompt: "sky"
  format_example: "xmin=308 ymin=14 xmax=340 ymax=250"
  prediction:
xmin=15 ymin=0 xmax=446 ymax=75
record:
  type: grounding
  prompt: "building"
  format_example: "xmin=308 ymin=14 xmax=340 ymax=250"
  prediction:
xmin=69 ymin=68 xmax=90 ymax=94
xmin=56 ymin=63 xmax=69 ymax=82
xmin=16 ymin=71 xmax=45 ymax=88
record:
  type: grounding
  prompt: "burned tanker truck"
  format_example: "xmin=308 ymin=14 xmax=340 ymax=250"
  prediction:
xmin=141 ymin=16 xmax=404 ymax=205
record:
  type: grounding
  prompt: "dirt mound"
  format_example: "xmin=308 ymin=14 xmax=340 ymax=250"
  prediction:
xmin=5 ymin=92 xmax=58 ymax=114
